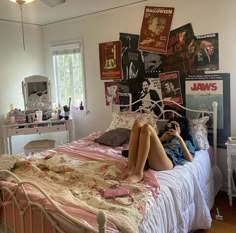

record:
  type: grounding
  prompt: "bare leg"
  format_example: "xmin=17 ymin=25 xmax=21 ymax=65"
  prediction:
xmin=125 ymin=124 xmax=173 ymax=183
xmin=122 ymin=120 xmax=143 ymax=179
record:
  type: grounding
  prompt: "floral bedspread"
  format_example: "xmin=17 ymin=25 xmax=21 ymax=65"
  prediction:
xmin=3 ymin=132 xmax=160 ymax=233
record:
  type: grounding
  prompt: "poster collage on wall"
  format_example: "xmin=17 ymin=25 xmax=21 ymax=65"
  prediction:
xmin=98 ymin=5 xmax=230 ymax=146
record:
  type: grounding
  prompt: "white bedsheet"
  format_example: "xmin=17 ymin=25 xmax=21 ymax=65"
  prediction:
xmin=139 ymin=150 xmax=214 ymax=233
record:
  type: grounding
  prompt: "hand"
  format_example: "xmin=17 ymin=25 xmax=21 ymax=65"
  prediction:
xmin=167 ymin=128 xmax=181 ymax=139
xmin=160 ymin=131 xmax=174 ymax=142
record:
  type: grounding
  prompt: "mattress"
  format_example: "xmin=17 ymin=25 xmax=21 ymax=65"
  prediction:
xmin=140 ymin=150 xmax=213 ymax=232
xmin=0 ymin=132 xmax=214 ymax=233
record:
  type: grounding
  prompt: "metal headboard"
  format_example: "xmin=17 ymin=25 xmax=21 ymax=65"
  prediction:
xmin=112 ymin=98 xmax=218 ymax=168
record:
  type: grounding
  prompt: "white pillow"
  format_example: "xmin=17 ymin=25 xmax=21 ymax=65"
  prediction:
xmin=189 ymin=116 xmax=210 ymax=150
xmin=108 ymin=111 xmax=158 ymax=131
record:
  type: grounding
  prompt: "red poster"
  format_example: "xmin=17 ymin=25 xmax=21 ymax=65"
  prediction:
xmin=159 ymin=71 xmax=183 ymax=104
xmin=138 ymin=6 xmax=174 ymax=54
xmin=99 ymin=41 xmax=122 ymax=80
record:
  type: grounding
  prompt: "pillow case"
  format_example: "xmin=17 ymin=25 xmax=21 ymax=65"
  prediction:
xmin=189 ymin=116 xmax=210 ymax=150
xmin=156 ymin=119 xmax=168 ymax=134
xmin=108 ymin=111 xmax=158 ymax=131
xmin=95 ymin=128 xmax=131 ymax=147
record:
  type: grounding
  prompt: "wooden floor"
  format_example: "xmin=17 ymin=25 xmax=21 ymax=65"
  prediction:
xmin=196 ymin=192 xmax=236 ymax=233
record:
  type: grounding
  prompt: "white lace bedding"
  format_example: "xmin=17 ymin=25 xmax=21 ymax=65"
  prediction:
xmin=0 ymin=132 xmax=214 ymax=233
xmin=140 ymin=149 xmax=214 ymax=233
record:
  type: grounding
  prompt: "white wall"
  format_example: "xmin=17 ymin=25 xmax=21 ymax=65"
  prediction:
xmin=0 ymin=21 xmax=45 ymax=154
xmin=42 ymin=0 xmax=236 ymax=190
xmin=43 ymin=0 xmax=236 ymax=138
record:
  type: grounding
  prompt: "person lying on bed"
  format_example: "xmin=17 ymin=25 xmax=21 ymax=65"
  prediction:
xmin=123 ymin=117 xmax=195 ymax=183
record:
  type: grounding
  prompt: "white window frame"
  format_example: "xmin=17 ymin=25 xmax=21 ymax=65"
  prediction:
xmin=51 ymin=41 xmax=86 ymax=109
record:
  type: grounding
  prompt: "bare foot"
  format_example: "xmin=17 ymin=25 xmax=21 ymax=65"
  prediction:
xmin=120 ymin=170 xmax=132 ymax=180
xmin=123 ymin=174 xmax=143 ymax=184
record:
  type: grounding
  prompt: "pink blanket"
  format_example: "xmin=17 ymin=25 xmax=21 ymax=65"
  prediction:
xmin=2 ymin=132 xmax=159 ymax=233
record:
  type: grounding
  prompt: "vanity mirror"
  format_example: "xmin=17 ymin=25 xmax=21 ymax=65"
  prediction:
xmin=22 ymin=75 xmax=52 ymax=112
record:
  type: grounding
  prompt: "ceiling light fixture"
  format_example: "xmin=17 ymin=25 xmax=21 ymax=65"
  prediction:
xmin=10 ymin=0 xmax=34 ymax=4
xmin=10 ymin=0 xmax=35 ymax=50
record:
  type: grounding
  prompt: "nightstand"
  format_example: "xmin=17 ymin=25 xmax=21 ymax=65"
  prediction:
xmin=225 ymin=141 xmax=236 ymax=206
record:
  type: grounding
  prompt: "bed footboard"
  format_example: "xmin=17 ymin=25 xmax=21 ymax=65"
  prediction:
xmin=0 ymin=170 xmax=106 ymax=233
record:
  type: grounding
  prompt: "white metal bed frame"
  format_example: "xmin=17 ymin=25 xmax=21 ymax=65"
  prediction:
xmin=113 ymin=98 xmax=222 ymax=195
xmin=0 ymin=99 xmax=221 ymax=233
xmin=0 ymin=170 xmax=106 ymax=233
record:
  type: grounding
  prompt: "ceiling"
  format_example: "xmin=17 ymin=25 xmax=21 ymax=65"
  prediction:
xmin=0 ymin=0 xmax=147 ymax=26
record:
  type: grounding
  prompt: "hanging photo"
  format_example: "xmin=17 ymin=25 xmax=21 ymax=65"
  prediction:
xmin=99 ymin=41 xmax=122 ymax=80
xmin=159 ymin=71 xmax=183 ymax=104
xmin=120 ymin=33 xmax=145 ymax=80
xmin=143 ymin=51 xmax=165 ymax=77
xmin=138 ymin=6 xmax=174 ymax=54
xmin=194 ymin=33 xmax=219 ymax=71
xmin=163 ymin=23 xmax=197 ymax=76
xmin=104 ymin=82 xmax=119 ymax=106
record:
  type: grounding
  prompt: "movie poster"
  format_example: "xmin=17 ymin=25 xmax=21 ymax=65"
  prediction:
xmin=99 ymin=41 xmax=122 ymax=80
xmin=104 ymin=82 xmax=119 ymax=106
xmin=137 ymin=78 xmax=163 ymax=116
xmin=185 ymin=74 xmax=224 ymax=129
xmin=143 ymin=51 xmax=165 ymax=78
xmin=138 ymin=6 xmax=174 ymax=54
xmin=163 ymin=23 xmax=197 ymax=76
xmin=118 ymin=92 xmax=132 ymax=112
xmin=159 ymin=71 xmax=183 ymax=104
xmin=119 ymin=33 xmax=145 ymax=81
xmin=194 ymin=33 xmax=219 ymax=71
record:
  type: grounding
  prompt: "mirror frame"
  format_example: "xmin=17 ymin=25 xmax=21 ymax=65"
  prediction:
xmin=22 ymin=75 xmax=52 ymax=111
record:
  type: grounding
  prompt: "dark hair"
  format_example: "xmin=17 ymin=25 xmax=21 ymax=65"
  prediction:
xmin=142 ymin=78 xmax=150 ymax=85
xmin=168 ymin=116 xmax=190 ymax=140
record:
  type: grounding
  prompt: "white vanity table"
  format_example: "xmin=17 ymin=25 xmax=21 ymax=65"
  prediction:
xmin=2 ymin=119 xmax=73 ymax=155
xmin=2 ymin=75 xmax=73 ymax=155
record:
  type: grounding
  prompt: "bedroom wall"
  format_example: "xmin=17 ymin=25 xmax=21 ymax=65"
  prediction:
xmin=0 ymin=0 xmax=235 ymax=190
xmin=42 ymin=0 xmax=236 ymax=191
xmin=43 ymin=0 xmax=236 ymax=136
xmin=0 ymin=21 xmax=46 ymax=154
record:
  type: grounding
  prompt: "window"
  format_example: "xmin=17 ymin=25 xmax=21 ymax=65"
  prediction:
xmin=51 ymin=42 xmax=85 ymax=109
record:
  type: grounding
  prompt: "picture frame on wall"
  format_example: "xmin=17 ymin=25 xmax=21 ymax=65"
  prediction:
xmin=99 ymin=41 xmax=122 ymax=80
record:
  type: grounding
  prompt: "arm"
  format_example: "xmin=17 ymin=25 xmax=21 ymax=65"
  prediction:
xmin=176 ymin=135 xmax=194 ymax=162
xmin=167 ymin=129 xmax=194 ymax=162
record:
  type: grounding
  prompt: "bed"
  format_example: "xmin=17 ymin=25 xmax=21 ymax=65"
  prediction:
xmin=0 ymin=99 xmax=222 ymax=233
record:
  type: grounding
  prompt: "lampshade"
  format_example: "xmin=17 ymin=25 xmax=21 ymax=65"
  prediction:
xmin=10 ymin=0 xmax=34 ymax=4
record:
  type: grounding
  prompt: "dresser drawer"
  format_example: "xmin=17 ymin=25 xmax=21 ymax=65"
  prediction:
xmin=7 ymin=124 xmax=66 ymax=136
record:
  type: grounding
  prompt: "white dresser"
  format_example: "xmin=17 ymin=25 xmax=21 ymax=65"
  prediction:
xmin=2 ymin=119 xmax=73 ymax=154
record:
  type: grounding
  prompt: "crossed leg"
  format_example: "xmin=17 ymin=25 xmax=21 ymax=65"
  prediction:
xmin=124 ymin=120 xmax=173 ymax=183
